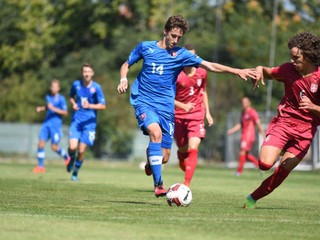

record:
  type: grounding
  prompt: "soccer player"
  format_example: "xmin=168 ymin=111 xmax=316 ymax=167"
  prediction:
xmin=117 ymin=15 xmax=257 ymax=198
xmin=33 ymin=79 xmax=69 ymax=173
xmin=227 ymin=97 xmax=265 ymax=176
xmin=174 ymin=44 xmax=214 ymax=187
xmin=66 ymin=63 xmax=106 ymax=181
xmin=244 ymin=31 xmax=320 ymax=208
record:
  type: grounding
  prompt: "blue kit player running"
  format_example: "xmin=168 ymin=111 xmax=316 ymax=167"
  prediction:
xmin=117 ymin=15 xmax=257 ymax=197
xmin=33 ymin=79 xmax=69 ymax=173
xmin=67 ymin=63 xmax=106 ymax=181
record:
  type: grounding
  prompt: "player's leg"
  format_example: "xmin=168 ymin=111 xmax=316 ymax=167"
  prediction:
xmin=247 ymin=151 xmax=299 ymax=207
xmin=184 ymin=137 xmax=201 ymax=187
xmin=246 ymin=153 xmax=259 ymax=167
xmin=33 ymin=125 xmax=48 ymax=173
xmin=71 ymin=142 xmax=87 ymax=181
xmin=174 ymin=118 xmax=188 ymax=172
xmin=50 ymin=129 xmax=70 ymax=164
xmin=147 ymin=123 xmax=166 ymax=196
xmin=67 ymin=122 xmax=81 ymax=172
xmin=236 ymin=149 xmax=247 ymax=176
xmin=71 ymin=127 xmax=96 ymax=181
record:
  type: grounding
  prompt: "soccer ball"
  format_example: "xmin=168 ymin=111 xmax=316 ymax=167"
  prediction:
xmin=166 ymin=183 xmax=192 ymax=207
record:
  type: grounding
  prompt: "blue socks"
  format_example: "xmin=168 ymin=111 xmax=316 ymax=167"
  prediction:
xmin=56 ymin=148 xmax=69 ymax=160
xmin=37 ymin=148 xmax=45 ymax=167
xmin=148 ymin=142 xmax=163 ymax=186
xmin=72 ymin=160 xmax=83 ymax=177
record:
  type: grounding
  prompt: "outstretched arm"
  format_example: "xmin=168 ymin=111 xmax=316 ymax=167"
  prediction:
xmin=199 ymin=60 xmax=257 ymax=81
xmin=117 ymin=61 xmax=130 ymax=93
xmin=251 ymin=66 xmax=273 ymax=89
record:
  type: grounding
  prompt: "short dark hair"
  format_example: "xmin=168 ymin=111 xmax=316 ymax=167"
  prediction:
xmin=288 ymin=31 xmax=320 ymax=66
xmin=81 ymin=63 xmax=94 ymax=71
xmin=164 ymin=15 xmax=189 ymax=34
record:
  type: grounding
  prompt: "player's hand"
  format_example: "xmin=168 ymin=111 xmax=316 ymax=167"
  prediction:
xmin=184 ymin=102 xmax=195 ymax=112
xmin=237 ymin=68 xmax=258 ymax=81
xmin=47 ymin=103 xmax=55 ymax=110
xmin=299 ymin=96 xmax=314 ymax=111
xmin=35 ymin=106 xmax=45 ymax=112
xmin=82 ymin=100 xmax=90 ymax=109
xmin=206 ymin=113 xmax=214 ymax=127
xmin=73 ymin=103 xmax=79 ymax=111
xmin=252 ymin=66 xmax=265 ymax=89
xmin=117 ymin=79 xmax=128 ymax=93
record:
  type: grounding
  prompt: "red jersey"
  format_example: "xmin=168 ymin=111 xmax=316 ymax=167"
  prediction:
xmin=271 ymin=63 xmax=320 ymax=125
xmin=174 ymin=67 xmax=207 ymax=120
xmin=241 ymin=107 xmax=260 ymax=142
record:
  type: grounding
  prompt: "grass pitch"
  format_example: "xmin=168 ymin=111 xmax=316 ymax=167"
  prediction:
xmin=0 ymin=160 xmax=319 ymax=240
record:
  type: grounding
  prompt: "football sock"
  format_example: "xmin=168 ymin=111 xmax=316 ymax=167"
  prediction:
xmin=37 ymin=148 xmax=45 ymax=167
xmin=56 ymin=148 xmax=69 ymax=160
xmin=148 ymin=142 xmax=163 ymax=186
xmin=177 ymin=151 xmax=188 ymax=172
xmin=237 ymin=154 xmax=246 ymax=174
xmin=251 ymin=165 xmax=290 ymax=201
xmin=72 ymin=160 xmax=83 ymax=177
xmin=68 ymin=148 xmax=77 ymax=162
xmin=184 ymin=149 xmax=198 ymax=186
xmin=247 ymin=154 xmax=259 ymax=167
xmin=259 ymin=161 xmax=274 ymax=171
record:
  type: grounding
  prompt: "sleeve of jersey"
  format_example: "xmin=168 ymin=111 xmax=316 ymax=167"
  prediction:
xmin=60 ymin=96 xmax=68 ymax=110
xmin=69 ymin=82 xmax=76 ymax=98
xmin=96 ymin=86 xmax=106 ymax=105
xmin=127 ymin=42 xmax=144 ymax=66
xmin=183 ymin=51 xmax=203 ymax=67
xmin=271 ymin=63 xmax=290 ymax=82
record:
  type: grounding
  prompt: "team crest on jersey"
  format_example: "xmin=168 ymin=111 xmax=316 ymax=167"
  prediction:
xmin=139 ymin=113 xmax=146 ymax=121
xmin=310 ymin=83 xmax=318 ymax=93
xmin=197 ymin=78 xmax=202 ymax=87
xmin=170 ymin=51 xmax=178 ymax=57
xmin=90 ymin=87 xmax=96 ymax=93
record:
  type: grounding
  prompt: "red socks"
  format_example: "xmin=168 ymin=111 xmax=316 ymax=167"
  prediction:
xmin=237 ymin=154 xmax=246 ymax=174
xmin=251 ymin=165 xmax=290 ymax=201
xmin=177 ymin=151 xmax=188 ymax=172
xmin=259 ymin=161 xmax=274 ymax=170
xmin=184 ymin=149 xmax=198 ymax=186
xmin=247 ymin=154 xmax=259 ymax=167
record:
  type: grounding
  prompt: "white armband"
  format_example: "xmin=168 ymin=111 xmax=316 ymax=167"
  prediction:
xmin=120 ymin=77 xmax=128 ymax=82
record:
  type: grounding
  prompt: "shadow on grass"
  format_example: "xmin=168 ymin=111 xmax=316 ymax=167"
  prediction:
xmin=105 ymin=200 xmax=161 ymax=206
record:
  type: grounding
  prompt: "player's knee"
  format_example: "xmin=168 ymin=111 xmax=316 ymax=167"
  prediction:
xmin=258 ymin=160 xmax=273 ymax=171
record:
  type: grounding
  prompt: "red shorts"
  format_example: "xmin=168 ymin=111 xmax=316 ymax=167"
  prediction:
xmin=262 ymin=116 xmax=317 ymax=160
xmin=174 ymin=118 xmax=206 ymax=148
xmin=240 ymin=137 xmax=254 ymax=152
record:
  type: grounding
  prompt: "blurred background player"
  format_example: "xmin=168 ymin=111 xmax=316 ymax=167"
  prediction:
xmin=33 ymin=79 xmax=69 ymax=173
xmin=67 ymin=63 xmax=106 ymax=181
xmin=227 ymin=97 xmax=265 ymax=176
xmin=117 ymin=15 xmax=257 ymax=198
xmin=174 ymin=44 xmax=214 ymax=187
xmin=244 ymin=31 xmax=320 ymax=208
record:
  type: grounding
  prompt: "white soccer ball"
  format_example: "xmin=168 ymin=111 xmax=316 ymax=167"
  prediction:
xmin=166 ymin=183 xmax=192 ymax=207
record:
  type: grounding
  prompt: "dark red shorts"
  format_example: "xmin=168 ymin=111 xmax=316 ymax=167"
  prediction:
xmin=262 ymin=116 xmax=317 ymax=160
xmin=174 ymin=118 xmax=206 ymax=148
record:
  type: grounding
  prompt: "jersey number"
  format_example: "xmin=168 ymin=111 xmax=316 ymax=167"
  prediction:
xmin=151 ymin=63 xmax=164 ymax=75
xmin=189 ymin=87 xmax=195 ymax=96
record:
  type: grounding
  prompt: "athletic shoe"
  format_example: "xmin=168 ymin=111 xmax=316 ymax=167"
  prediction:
xmin=144 ymin=162 xmax=152 ymax=176
xmin=32 ymin=166 xmax=46 ymax=173
xmin=65 ymin=156 xmax=71 ymax=166
xmin=234 ymin=172 xmax=241 ymax=177
xmin=71 ymin=175 xmax=79 ymax=182
xmin=66 ymin=157 xmax=75 ymax=173
xmin=243 ymin=195 xmax=256 ymax=209
xmin=154 ymin=183 xmax=167 ymax=198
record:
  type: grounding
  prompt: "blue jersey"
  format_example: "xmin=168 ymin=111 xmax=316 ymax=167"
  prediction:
xmin=69 ymin=80 xmax=106 ymax=123
xmin=43 ymin=93 xmax=67 ymax=128
xmin=128 ymin=41 xmax=203 ymax=117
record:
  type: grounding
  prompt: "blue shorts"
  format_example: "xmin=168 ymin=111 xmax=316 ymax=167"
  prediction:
xmin=69 ymin=120 xmax=96 ymax=146
xmin=39 ymin=124 xmax=62 ymax=145
xmin=134 ymin=105 xmax=174 ymax=149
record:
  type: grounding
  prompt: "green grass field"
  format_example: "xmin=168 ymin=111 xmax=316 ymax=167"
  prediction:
xmin=0 ymin=160 xmax=319 ymax=240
